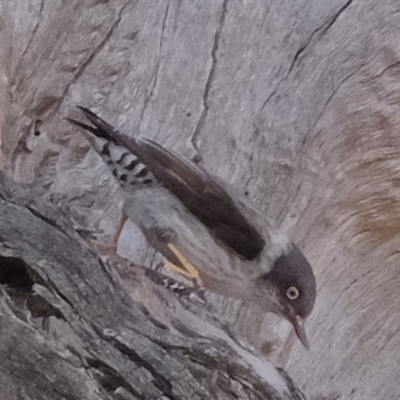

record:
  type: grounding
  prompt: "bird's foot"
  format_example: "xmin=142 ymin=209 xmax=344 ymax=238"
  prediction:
xmin=94 ymin=239 xmax=119 ymax=256
xmin=94 ymin=214 xmax=128 ymax=256
xmin=94 ymin=240 xmax=132 ymax=268
xmin=165 ymin=243 xmax=204 ymax=287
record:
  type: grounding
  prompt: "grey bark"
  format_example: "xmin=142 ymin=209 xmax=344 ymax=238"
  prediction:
xmin=1 ymin=0 xmax=400 ymax=399
xmin=0 ymin=171 xmax=304 ymax=399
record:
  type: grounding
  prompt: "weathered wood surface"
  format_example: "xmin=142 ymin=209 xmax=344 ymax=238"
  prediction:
xmin=0 ymin=171 xmax=308 ymax=399
xmin=1 ymin=0 xmax=400 ymax=399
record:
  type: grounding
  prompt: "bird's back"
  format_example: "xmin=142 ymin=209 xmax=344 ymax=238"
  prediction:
xmin=68 ymin=108 xmax=277 ymax=258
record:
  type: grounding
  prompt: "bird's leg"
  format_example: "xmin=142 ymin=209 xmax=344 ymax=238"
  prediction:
xmin=96 ymin=214 xmax=128 ymax=255
xmin=113 ymin=214 xmax=129 ymax=249
xmin=165 ymin=243 xmax=204 ymax=287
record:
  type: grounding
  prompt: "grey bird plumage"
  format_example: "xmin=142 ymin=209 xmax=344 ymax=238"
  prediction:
xmin=67 ymin=107 xmax=317 ymax=349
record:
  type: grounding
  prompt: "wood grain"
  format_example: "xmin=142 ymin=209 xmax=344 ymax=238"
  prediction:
xmin=1 ymin=0 xmax=400 ymax=398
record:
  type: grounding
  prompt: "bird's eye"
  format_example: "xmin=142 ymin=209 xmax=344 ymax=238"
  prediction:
xmin=286 ymin=286 xmax=299 ymax=300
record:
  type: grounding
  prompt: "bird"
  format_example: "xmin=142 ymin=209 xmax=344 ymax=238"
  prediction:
xmin=66 ymin=107 xmax=317 ymax=349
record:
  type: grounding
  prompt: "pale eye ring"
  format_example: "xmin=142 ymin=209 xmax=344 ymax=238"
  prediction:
xmin=286 ymin=286 xmax=299 ymax=300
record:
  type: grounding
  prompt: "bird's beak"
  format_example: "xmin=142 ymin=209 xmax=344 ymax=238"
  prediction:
xmin=286 ymin=311 xmax=309 ymax=350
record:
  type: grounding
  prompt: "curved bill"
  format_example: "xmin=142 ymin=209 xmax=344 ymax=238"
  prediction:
xmin=288 ymin=314 xmax=309 ymax=350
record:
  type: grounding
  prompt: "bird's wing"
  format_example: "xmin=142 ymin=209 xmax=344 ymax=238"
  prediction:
xmin=68 ymin=107 xmax=266 ymax=261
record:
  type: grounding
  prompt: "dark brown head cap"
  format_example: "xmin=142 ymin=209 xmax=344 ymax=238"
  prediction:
xmin=267 ymin=244 xmax=316 ymax=319
xmin=259 ymin=245 xmax=316 ymax=349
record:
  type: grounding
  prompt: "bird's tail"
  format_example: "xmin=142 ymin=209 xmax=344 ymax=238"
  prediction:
xmin=66 ymin=107 xmax=157 ymax=191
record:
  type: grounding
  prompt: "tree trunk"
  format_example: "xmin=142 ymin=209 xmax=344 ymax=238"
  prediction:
xmin=0 ymin=171 xmax=305 ymax=399
xmin=1 ymin=0 xmax=399 ymax=399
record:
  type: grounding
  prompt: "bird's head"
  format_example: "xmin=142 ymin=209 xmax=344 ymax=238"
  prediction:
xmin=255 ymin=245 xmax=316 ymax=349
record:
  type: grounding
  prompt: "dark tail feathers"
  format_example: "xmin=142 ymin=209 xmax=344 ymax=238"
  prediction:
xmin=66 ymin=107 xmax=118 ymax=143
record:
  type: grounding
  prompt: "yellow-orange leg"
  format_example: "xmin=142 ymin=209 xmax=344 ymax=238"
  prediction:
xmin=165 ymin=243 xmax=204 ymax=287
xmin=96 ymin=214 xmax=128 ymax=255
